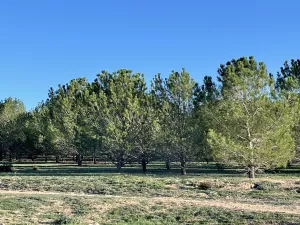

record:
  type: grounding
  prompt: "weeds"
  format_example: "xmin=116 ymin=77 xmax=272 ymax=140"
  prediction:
xmin=252 ymin=181 xmax=281 ymax=191
xmin=0 ymin=163 xmax=300 ymax=224
xmin=53 ymin=214 xmax=79 ymax=225
xmin=196 ymin=182 xmax=213 ymax=190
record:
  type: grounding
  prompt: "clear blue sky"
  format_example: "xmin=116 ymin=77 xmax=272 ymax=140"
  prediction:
xmin=1 ymin=0 xmax=299 ymax=110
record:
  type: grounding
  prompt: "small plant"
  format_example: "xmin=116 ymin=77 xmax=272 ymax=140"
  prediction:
xmin=0 ymin=162 xmax=13 ymax=172
xmin=197 ymin=182 xmax=213 ymax=190
xmin=53 ymin=214 xmax=78 ymax=225
xmin=252 ymin=181 xmax=281 ymax=191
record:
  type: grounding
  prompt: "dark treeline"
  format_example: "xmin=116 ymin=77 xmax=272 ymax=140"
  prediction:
xmin=1 ymin=56 xmax=300 ymax=178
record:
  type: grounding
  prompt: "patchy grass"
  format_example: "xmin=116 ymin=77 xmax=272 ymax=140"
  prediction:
xmin=1 ymin=192 xmax=300 ymax=224
xmin=105 ymin=204 xmax=300 ymax=225
xmin=0 ymin=163 xmax=300 ymax=224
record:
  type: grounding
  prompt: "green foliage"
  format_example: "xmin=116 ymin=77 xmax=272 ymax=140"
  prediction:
xmin=275 ymin=59 xmax=300 ymax=92
xmin=0 ymin=56 xmax=299 ymax=177
xmin=0 ymin=97 xmax=26 ymax=161
xmin=252 ymin=181 xmax=281 ymax=191
xmin=94 ymin=70 xmax=155 ymax=169
xmin=205 ymin=57 xmax=295 ymax=177
xmin=274 ymin=59 xmax=300 ymax=162
xmin=151 ymin=69 xmax=195 ymax=174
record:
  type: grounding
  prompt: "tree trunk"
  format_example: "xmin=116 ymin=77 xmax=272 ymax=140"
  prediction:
xmin=248 ymin=165 xmax=255 ymax=178
xmin=180 ymin=160 xmax=187 ymax=175
xmin=116 ymin=153 xmax=124 ymax=172
xmin=247 ymin=125 xmax=255 ymax=178
xmin=29 ymin=154 xmax=35 ymax=162
xmin=116 ymin=160 xmax=122 ymax=171
xmin=142 ymin=158 xmax=147 ymax=173
xmin=9 ymin=154 xmax=12 ymax=162
xmin=77 ymin=154 xmax=82 ymax=166
xmin=0 ymin=151 xmax=3 ymax=161
xmin=16 ymin=152 xmax=21 ymax=163
xmin=166 ymin=160 xmax=170 ymax=170
xmin=93 ymin=153 xmax=97 ymax=164
xmin=3 ymin=151 xmax=7 ymax=160
xmin=15 ymin=151 xmax=20 ymax=162
xmin=55 ymin=155 xmax=59 ymax=163
xmin=45 ymin=155 xmax=48 ymax=162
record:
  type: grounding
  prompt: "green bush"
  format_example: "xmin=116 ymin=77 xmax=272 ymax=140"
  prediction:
xmin=197 ymin=182 xmax=213 ymax=190
xmin=53 ymin=214 xmax=79 ymax=225
xmin=252 ymin=181 xmax=281 ymax=191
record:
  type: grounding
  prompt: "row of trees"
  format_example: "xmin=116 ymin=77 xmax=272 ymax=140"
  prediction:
xmin=1 ymin=56 xmax=300 ymax=177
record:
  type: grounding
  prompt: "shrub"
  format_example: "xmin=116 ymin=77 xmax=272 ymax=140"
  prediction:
xmin=252 ymin=181 xmax=280 ymax=191
xmin=197 ymin=182 xmax=213 ymax=190
xmin=53 ymin=214 xmax=78 ymax=225
xmin=0 ymin=162 xmax=13 ymax=172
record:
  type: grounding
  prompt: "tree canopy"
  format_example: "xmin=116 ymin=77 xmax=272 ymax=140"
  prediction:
xmin=0 ymin=56 xmax=299 ymax=177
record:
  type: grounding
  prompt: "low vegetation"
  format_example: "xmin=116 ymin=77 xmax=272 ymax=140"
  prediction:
xmin=0 ymin=163 xmax=300 ymax=224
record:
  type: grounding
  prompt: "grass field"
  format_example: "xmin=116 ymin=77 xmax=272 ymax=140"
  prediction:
xmin=0 ymin=163 xmax=300 ymax=224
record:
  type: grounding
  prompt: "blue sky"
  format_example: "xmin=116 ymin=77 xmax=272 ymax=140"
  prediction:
xmin=0 ymin=0 xmax=299 ymax=110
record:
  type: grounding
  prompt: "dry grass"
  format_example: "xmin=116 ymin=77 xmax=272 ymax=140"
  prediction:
xmin=1 ymin=163 xmax=300 ymax=224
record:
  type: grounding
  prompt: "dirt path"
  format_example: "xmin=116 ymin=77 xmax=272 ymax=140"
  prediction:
xmin=1 ymin=189 xmax=300 ymax=215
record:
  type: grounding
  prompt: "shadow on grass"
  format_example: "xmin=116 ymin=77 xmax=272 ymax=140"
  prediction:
xmin=3 ymin=165 xmax=247 ymax=177
xmin=1 ymin=162 xmax=299 ymax=177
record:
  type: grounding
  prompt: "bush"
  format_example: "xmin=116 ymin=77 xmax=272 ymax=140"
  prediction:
xmin=0 ymin=162 xmax=13 ymax=172
xmin=197 ymin=182 xmax=213 ymax=190
xmin=252 ymin=181 xmax=280 ymax=191
xmin=53 ymin=215 xmax=78 ymax=225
